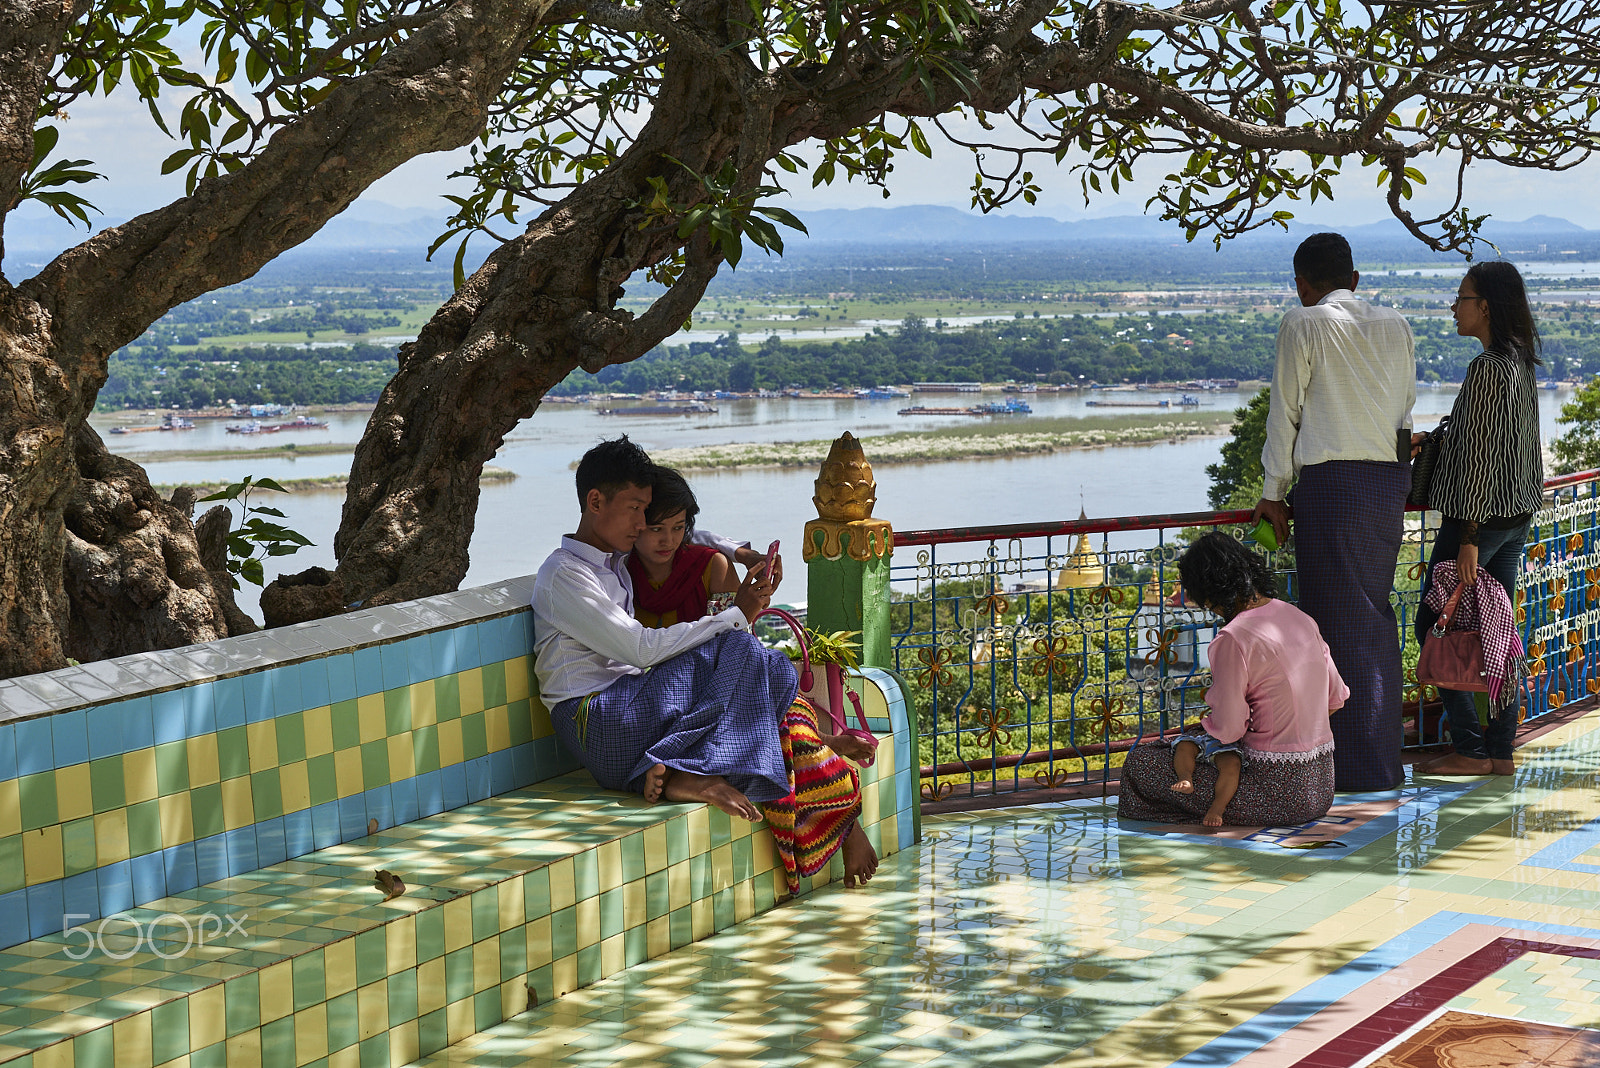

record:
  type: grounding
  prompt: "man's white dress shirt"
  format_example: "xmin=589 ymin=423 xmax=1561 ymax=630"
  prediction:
xmin=1261 ymin=289 xmax=1416 ymax=501
xmin=531 ymin=534 xmax=750 ymax=705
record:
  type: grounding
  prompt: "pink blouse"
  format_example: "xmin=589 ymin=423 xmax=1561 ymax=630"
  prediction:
xmin=1201 ymin=599 xmax=1347 ymax=762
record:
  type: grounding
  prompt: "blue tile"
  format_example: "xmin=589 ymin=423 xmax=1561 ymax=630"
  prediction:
xmin=310 ymin=801 xmax=341 ymax=850
xmin=405 ymin=635 xmax=438 ymax=685
xmin=465 ymin=757 xmax=490 ymax=803
xmin=243 ymin=671 xmax=275 ymax=724
xmin=337 ymin=795 xmax=368 ymax=842
xmin=415 ymin=770 xmax=444 ymax=818
xmin=0 ymin=889 xmax=29 ymax=948
xmin=194 ymin=834 xmax=229 ymax=885
xmin=223 ymin=827 xmax=257 ymax=875
xmin=508 ymin=614 xmax=534 ymax=656
xmin=476 ymin=617 xmax=508 ymax=664
xmin=52 ymin=709 xmax=89 ymax=768
xmin=440 ymin=763 xmax=467 ymax=811
xmin=326 ymin=654 xmax=357 ymax=703
xmin=88 ymin=703 xmax=126 ymax=760
xmin=365 ymin=785 xmax=393 ymax=832
xmin=130 ymin=853 xmax=167 ymax=903
xmin=299 ymin=660 xmax=331 ymax=708
xmin=380 ymin=642 xmax=411 ymax=692
xmin=0 ymin=724 xmax=16 ymax=782
xmin=511 ymin=743 xmax=537 ymax=790
xmin=489 ymin=750 xmax=516 ymax=796
xmin=270 ymin=664 xmax=303 ymax=718
xmin=354 ymin=648 xmax=385 ymax=697
xmin=97 ymin=860 xmax=134 ymax=917
xmin=212 ymin=677 xmax=245 ymax=730
xmin=153 ymin=689 xmax=189 ymax=744
xmin=61 ymin=871 xmax=99 ymax=926
xmin=120 ymin=696 xmax=154 ymax=753
xmin=282 ymin=810 xmax=314 ymax=858
xmin=255 ymin=817 xmax=287 ymax=867
xmin=164 ymin=842 xmax=198 ymax=896
xmin=25 ymin=881 xmax=62 ymax=939
xmin=429 ymin=631 xmax=461 ymax=678
xmin=453 ymin=625 xmax=482 ymax=673
xmin=14 ymin=719 xmax=52 ymax=777
xmin=391 ymin=778 xmax=419 ymax=824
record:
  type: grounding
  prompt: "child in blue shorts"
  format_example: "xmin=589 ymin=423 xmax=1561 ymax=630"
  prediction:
xmin=1171 ymin=729 xmax=1241 ymax=827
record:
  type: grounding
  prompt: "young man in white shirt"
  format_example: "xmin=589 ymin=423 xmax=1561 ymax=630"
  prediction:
xmin=1252 ymin=233 xmax=1416 ymax=792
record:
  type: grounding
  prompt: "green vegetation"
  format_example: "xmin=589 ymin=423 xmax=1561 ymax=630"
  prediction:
xmin=1204 ymin=388 xmax=1272 ymax=509
xmin=1553 ymin=378 xmax=1600 ymax=474
xmin=196 ymin=477 xmax=315 ymax=589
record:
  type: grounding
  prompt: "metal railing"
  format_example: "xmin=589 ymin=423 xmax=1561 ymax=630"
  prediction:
xmin=889 ymin=471 xmax=1600 ymax=805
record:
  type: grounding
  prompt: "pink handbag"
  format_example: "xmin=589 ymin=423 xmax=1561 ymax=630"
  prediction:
xmin=758 ymin=608 xmax=879 ymax=766
xmin=1415 ymin=582 xmax=1489 ymax=693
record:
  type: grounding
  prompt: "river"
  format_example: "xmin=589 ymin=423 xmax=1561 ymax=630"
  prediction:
xmin=93 ymin=385 xmax=1579 ymax=617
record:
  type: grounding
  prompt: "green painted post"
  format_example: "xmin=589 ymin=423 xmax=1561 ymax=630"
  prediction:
xmin=804 ymin=433 xmax=893 ymax=668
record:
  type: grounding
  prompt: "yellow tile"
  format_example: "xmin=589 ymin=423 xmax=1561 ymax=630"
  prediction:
xmin=294 ymin=1004 xmax=328 ymax=1065
xmin=56 ymin=764 xmax=91 ymax=822
xmin=220 ymin=776 xmax=254 ymax=831
xmin=0 ymin=782 xmax=18 ymax=839
xmin=549 ymin=858 xmax=575 ymax=911
xmin=599 ymin=933 xmax=624 ymax=977
xmin=333 ymin=749 xmax=362 ymax=799
xmin=734 ymin=880 xmax=754 ymax=923
xmin=688 ymin=808 xmax=709 ymax=856
xmin=752 ymin=829 xmax=776 ymax=875
xmin=643 ymin=825 xmax=667 ymax=875
xmin=623 ymin=879 xmax=646 ymax=930
xmin=245 ymin=721 xmax=279 ymax=775
xmin=668 ymin=861 xmax=690 ymax=911
xmin=356 ymin=980 xmax=387 ymax=1041
xmin=729 ymin=813 xmax=751 ymax=841
xmin=485 ymin=706 xmax=511 ymax=753
xmin=385 ymin=917 xmax=416 ymax=974
xmin=473 ymin=940 xmax=498 ymax=993
xmin=122 ymin=750 xmax=158 ymax=805
xmin=328 ymin=1046 xmax=360 ymax=1068
xmin=444 ymin=897 xmax=473 ymax=953
xmin=23 ymin=826 xmax=63 ymax=883
xmin=324 ymin=938 xmax=357 ymax=998
xmin=437 ymin=720 xmax=463 ymax=769
xmin=187 ymin=735 xmax=220 ymax=787
xmin=112 ymin=1012 xmax=152 ymax=1066
xmin=225 ymin=1029 xmax=261 ymax=1068
xmin=550 ymin=955 xmax=578 ymax=1000
xmin=529 ymin=697 xmax=553 ymax=740
xmin=690 ymin=897 xmax=712 ymax=940
xmin=525 ymin=917 xmax=552 ymax=970
xmin=445 ymin=996 xmax=476 ymax=1045
xmin=646 ymin=916 xmax=670 ymax=957
xmin=279 ymin=761 xmax=311 ymax=814
xmin=498 ymin=978 xmax=527 ymax=1021
xmin=456 ymin=668 xmax=483 ymax=716
xmin=356 ymin=694 xmax=385 ymax=743
xmin=158 ymin=795 xmax=193 ymax=847
xmin=93 ymin=810 xmax=130 ymax=867
xmin=497 ymin=878 xmax=525 ymax=931
xmin=32 ymin=1043 xmax=72 ymax=1068
xmin=504 ymin=658 xmax=531 ymax=703
xmin=385 ymin=734 xmax=414 ymax=785
xmin=390 ymin=1018 xmax=420 ymax=1066
xmin=303 ymin=706 xmax=334 ymax=758
xmin=710 ymin=844 xmax=733 ymax=894
xmin=190 ymin=984 xmax=225 ymax=1049
xmin=882 ymin=813 xmax=900 ymax=857
xmin=394 ymin=684 xmax=433 ymax=735
xmin=259 ymin=960 xmax=293 ymax=1024
xmin=598 ymin=841 xmax=623 ymax=893
xmin=575 ymin=898 xmax=600 ymax=950
xmin=417 ymin=956 xmax=447 ymax=1015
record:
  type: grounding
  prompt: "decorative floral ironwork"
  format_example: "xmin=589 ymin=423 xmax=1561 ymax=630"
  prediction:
xmin=1570 ymin=533 xmax=1586 ymax=554
xmin=1029 ymin=636 xmax=1078 ymax=684
xmin=914 ymin=646 xmax=956 ymax=688
xmin=1085 ymin=586 xmax=1128 ymax=609
xmin=1568 ymin=631 xmax=1584 ymax=665
xmin=1087 ymin=696 xmax=1127 ymax=739
xmin=1034 ymin=767 xmax=1071 ymax=789
xmin=1143 ymin=627 xmax=1179 ymax=668
xmin=1529 ymin=542 xmax=1549 ymax=561
xmin=966 ymin=704 xmax=1014 ymax=748
xmin=974 ymin=589 xmax=1011 ymax=617
xmin=921 ymin=781 xmax=953 ymax=802
xmin=1408 ymin=561 xmax=1428 ymax=581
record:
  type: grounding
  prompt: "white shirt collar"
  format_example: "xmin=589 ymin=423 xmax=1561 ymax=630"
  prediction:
xmin=560 ymin=535 xmax=622 ymax=568
xmin=1316 ymin=288 xmax=1356 ymax=306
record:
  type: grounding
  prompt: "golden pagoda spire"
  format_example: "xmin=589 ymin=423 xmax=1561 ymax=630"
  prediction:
xmin=1055 ymin=506 xmax=1106 ymax=590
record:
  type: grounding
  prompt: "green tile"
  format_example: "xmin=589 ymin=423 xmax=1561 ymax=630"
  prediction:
xmin=0 ymin=837 xmax=21 ymax=894
xmin=60 ymin=817 xmax=96 ymax=877
xmin=666 ymin=816 xmax=689 ymax=865
xmin=275 ymin=712 xmax=307 ymax=765
xmin=326 ymin=989 xmax=359 ymax=1053
xmin=444 ymin=946 xmax=474 ymax=1005
xmin=331 ymin=699 xmax=361 ymax=752
xmin=688 ymin=854 xmax=710 ymax=900
xmin=359 ymin=741 xmax=390 ymax=789
xmin=598 ymin=887 xmax=624 ymax=939
xmin=251 ymin=769 xmax=284 ymax=821
xmin=293 ymin=950 xmax=326 ymax=1011
xmin=575 ymin=943 xmax=601 ymax=988
xmin=415 ymin=905 xmax=445 ymax=963
xmin=306 ymin=754 xmax=338 ymax=806
xmin=89 ymin=758 xmax=126 ymax=815
xmin=644 ymin=871 xmax=668 ymax=922
xmin=549 ymin=906 xmax=577 ymax=963
xmin=412 ymin=725 xmax=440 ymax=776
xmin=573 ymin=849 xmax=598 ymax=902
xmin=707 ymin=806 xmax=731 ymax=849
xmin=623 ymin=925 xmax=648 ymax=968
xmin=525 ymin=965 xmax=553 ymax=1008
xmin=190 ymin=783 xmax=224 ymax=839
xmin=154 ymin=741 xmax=189 ymax=796
xmin=418 ymin=1007 xmax=448 ymax=1055
xmin=383 ymin=688 xmax=411 ymax=737
xmin=473 ymin=988 xmax=500 ymax=1031
xmin=669 ymin=907 xmax=692 ymax=950
xmin=481 ymin=661 xmax=507 ymax=709
xmin=127 ymin=799 xmax=162 ymax=857
xmin=261 ymin=1016 xmax=296 ymax=1065
xmin=71 ymin=1023 xmax=112 ymax=1065
xmin=507 ymin=699 xmax=534 ymax=746
xmin=434 ymin=675 xmax=461 ymax=721
xmin=460 ymin=713 xmax=488 ymax=761
xmin=216 ymin=725 xmax=250 ymax=782
xmin=359 ymin=1032 xmax=390 ymax=1068
xmin=471 ymin=888 xmax=498 ymax=942
xmin=712 ymin=887 xmax=734 ymax=929
xmin=620 ymin=832 xmax=646 ymax=883
xmin=499 ymin=925 xmax=526 ymax=981
xmin=151 ymin=999 xmax=190 ymax=1063
xmin=191 ymin=1040 xmax=228 ymax=1068
xmin=731 ymin=836 xmax=753 ymax=882
xmin=523 ymin=868 xmax=550 ymax=921
xmin=225 ymin=971 xmax=260 ymax=1037
xmin=18 ymin=773 xmax=57 ymax=831
xmin=354 ymin=928 xmax=387 ymax=987
xmin=387 ymin=968 xmax=418 ymax=1027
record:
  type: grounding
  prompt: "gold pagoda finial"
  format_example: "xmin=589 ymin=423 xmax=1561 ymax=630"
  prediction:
xmin=1055 ymin=504 xmax=1105 ymax=589
xmin=805 ymin=432 xmax=893 ymax=561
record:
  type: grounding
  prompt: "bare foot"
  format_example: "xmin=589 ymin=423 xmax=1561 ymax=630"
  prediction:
xmin=842 ymin=824 xmax=878 ymax=888
xmin=1170 ymin=779 xmax=1194 ymax=795
xmin=642 ymin=763 xmax=670 ymax=803
xmin=1491 ymin=758 xmax=1515 ymax=776
xmin=662 ymin=771 xmax=762 ymax=822
xmin=1417 ymin=754 xmax=1496 ymax=776
xmin=1203 ymin=810 xmax=1224 ymax=827
xmin=821 ymin=733 xmax=876 ymax=763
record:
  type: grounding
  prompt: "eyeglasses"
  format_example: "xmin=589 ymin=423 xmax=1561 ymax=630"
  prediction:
xmin=1450 ymin=296 xmax=1485 ymax=309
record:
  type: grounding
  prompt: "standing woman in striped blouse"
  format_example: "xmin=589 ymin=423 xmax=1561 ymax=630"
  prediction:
xmin=1414 ymin=261 xmax=1544 ymax=777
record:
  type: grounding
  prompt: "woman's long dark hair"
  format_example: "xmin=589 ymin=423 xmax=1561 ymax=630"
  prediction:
xmin=1177 ymin=532 xmax=1276 ymax=621
xmin=645 ymin=466 xmax=698 ymax=531
xmin=1466 ymin=261 xmax=1542 ymax=365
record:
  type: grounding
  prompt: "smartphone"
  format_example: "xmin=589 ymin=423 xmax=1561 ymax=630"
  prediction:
xmin=763 ymin=540 xmax=780 ymax=578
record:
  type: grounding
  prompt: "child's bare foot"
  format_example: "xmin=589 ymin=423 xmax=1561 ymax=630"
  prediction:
xmin=1203 ymin=810 xmax=1225 ymax=827
xmin=1170 ymin=779 xmax=1195 ymax=795
xmin=663 ymin=771 xmax=762 ymax=822
xmin=642 ymin=764 xmax=670 ymax=803
xmin=842 ymin=824 xmax=878 ymax=888
xmin=822 ymin=733 xmax=876 ymax=763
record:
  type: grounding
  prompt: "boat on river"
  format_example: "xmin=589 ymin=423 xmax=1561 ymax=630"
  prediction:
xmin=225 ymin=421 xmax=281 ymax=434
xmin=596 ymin=401 xmax=718 ymax=416
xmin=1085 ymin=399 xmax=1171 ymax=408
xmin=264 ymin=415 xmax=329 ymax=431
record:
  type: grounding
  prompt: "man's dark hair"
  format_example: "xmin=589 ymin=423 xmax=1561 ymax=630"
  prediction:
xmin=1177 ymin=532 xmax=1277 ymax=620
xmin=1293 ymin=232 xmax=1355 ymax=291
xmin=645 ymin=466 xmax=699 ymax=532
xmin=575 ymin=436 xmax=656 ymax=507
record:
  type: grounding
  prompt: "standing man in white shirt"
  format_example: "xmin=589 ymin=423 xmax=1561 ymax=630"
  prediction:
xmin=1252 ymin=233 xmax=1416 ymax=792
